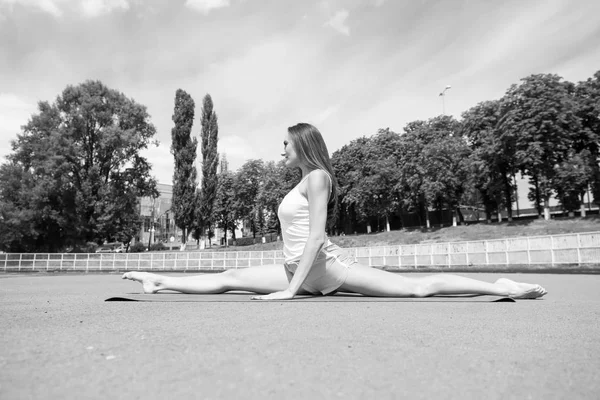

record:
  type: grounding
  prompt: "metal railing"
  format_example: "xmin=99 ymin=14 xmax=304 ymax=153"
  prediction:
xmin=1 ymin=232 xmax=599 ymax=272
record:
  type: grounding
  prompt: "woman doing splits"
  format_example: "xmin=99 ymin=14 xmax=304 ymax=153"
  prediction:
xmin=123 ymin=123 xmax=547 ymax=300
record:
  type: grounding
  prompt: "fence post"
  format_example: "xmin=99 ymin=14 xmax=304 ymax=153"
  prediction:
xmin=550 ymin=235 xmax=555 ymax=266
xmin=577 ymin=233 xmax=581 ymax=265
xmin=465 ymin=242 xmax=470 ymax=267
xmin=368 ymin=247 xmax=372 ymax=267
xmin=505 ymin=239 xmax=509 ymax=265
xmin=485 ymin=241 xmax=489 ymax=265
xmin=398 ymin=245 xmax=402 ymax=268
xmin=414 ymin=244 xmax=417 ymax=268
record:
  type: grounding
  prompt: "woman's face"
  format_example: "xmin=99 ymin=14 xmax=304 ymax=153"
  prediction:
xmin=282 ymin=133 xmax=301 ymax=169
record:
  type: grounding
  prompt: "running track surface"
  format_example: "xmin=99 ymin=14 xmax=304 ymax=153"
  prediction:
xmin=1 ymin=273 xmax=599 ymax=400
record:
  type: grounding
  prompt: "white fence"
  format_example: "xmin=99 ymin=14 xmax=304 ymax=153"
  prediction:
xmin=1 ymin=232 xmax=599 ymax=272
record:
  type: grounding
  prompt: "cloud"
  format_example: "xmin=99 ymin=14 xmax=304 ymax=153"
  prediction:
xmin=0 ymin=93 xmax=37 ymax=160
xmin=0 ymin=0 xmax=63 ymax=17
xmin=141 ymin=144 xmax=174 ymax=185
xmin=0 ymin=0 xmax=130 ymax=18
xmin=315 ymin=104 xmax=340 ymax=124
xmin=80 ymin=0 xmax=129 ymax=18
xmin=324 ymin=9 xmax=350 ymax=36
xmin=184 ymin=0 xmax=230 ymax=15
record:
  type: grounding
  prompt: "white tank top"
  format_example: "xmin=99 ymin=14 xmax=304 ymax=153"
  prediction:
xmin=278 ymin=170 xmax=333 ymax=263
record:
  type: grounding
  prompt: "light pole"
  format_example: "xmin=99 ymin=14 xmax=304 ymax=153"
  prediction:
xmin=439 ymin=85 xmax=452 ymax=115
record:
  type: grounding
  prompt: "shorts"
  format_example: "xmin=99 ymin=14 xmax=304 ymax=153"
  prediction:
xmin=284 ymin=243 xmax=357 ymax=295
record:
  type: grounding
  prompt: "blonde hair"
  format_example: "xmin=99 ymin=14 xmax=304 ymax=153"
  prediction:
xmin=287 ymin=123 xmax=338 ymax=228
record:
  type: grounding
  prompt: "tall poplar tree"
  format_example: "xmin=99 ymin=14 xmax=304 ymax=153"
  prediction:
xmin=198 ymin=94 xmax=219 ymax=244
xmin=170 ymin=89 xmax=197 ymax=244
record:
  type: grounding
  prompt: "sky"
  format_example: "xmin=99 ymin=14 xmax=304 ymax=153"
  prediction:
xmin=1 ymin=0 xmax=599 ymax=185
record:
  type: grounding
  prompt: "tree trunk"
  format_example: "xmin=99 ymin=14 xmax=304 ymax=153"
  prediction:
xmin=543 ymin=197 xmax=551 ymax=220
xmin=502 ymin=172 xmax=513 ymax=221
xmin=457 ymin=207 xmax=465 ymax=224
xmin=425 ymin=208 xmax=431 ymax=229
xmin=533 ymin=175 xmax=542 ymax=217
xmin=580 ymin=193 xmax=587 ymax=218
xmin=385 ymin=215 xmax=390 ymax=232
xmin=513 ymin=172 xmax=520 ymax=217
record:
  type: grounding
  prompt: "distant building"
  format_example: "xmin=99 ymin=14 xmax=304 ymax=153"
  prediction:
xmin=138 ymin=183 xmax=179 ymax=246
xmin=137 ymin=182 xmax=244 ymax=247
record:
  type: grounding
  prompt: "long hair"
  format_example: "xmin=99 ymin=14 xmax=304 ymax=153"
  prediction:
xmin=287 ymin=123 xmax=338 ymax=228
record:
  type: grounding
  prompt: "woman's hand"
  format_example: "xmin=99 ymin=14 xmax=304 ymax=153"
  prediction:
xmin=251 ymin=289 xmax=295 ymax=301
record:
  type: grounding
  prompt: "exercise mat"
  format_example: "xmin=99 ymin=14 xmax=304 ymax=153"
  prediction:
xmin=106 ymin=292 xmax=516 ymax=302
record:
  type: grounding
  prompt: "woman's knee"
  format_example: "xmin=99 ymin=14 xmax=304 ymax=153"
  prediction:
xmin=411 ymin=279 xmax=435 ymax=297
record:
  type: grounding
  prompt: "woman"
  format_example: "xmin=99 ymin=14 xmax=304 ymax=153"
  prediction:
xmin=123 ymin=123 xmax=547 ymax=300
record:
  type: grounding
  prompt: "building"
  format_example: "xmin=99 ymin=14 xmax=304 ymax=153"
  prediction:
xmin=138 ymin=183 xmax=179 ymax=246
xmin=137 ymin=183 xmax=244 ymax=248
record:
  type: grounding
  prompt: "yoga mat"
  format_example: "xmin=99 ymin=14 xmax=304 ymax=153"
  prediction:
xmin=106 ymin=292 xmax=516 ymax=302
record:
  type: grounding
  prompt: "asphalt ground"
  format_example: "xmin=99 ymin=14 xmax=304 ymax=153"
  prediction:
xmin=1 ymin=272 xmax=599 ymax=400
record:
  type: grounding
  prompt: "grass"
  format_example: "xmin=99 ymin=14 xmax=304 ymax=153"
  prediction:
xmin=203 ymin=214 xmax=600 ymax=252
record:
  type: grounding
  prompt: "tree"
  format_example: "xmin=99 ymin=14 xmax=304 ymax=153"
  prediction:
xmin=234 ymin=159 xmax=265 ymax=238
xmin=198 ymin=94 xmax=219 ymax=245
xmin=361 ymin=129 xmax=402 ymax=232
xmin=0 ymin=80 xmax=157 ymax=252
xmin=499 ymin=74 xmax=581 ymax=220
xmin=420 ymin=133 xmax=471 ymax=227
xmin=213 ymin=170 xmax=238 ymax=245
xmin=331 ymin=137 xmax=370 ymax=233
xmin=257 ymin=160 xmax=301 ymax=235
xmin=461 ymin=100 xmax=513 ymax=222
xmin=170 ymin=89 xmax=197 ymax=244
xmin=397 ymin=116 xmax=464 ymax=228
xmin=575 ymin=70 xmax=600 ymax=212
xmin=553 ymin=149 xmax=594 ymax=215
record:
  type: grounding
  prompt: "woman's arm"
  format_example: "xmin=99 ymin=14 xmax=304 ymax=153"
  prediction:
xmin=251 ymin=170 xmax=330 ymax=300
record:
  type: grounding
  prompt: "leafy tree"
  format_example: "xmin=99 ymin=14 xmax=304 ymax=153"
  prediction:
xmin=397 ymin=116 xmax=463 ymax=228
xmin=213 ymin=170 xmax=238 ymax=245
xmin=331 ymin=137 xmax=370 ymax=233
xmin=420 ymin=133 xmax=471 ymax=226
xmin=553 ymin=149 xmax=594 ymax=215
xmin=234 ymin=159 xmax=264 ymax=237
xmin=0 ymin=81 xmax=158 ymax=252
xmin=575 ymin=70 xmax=600 ymax=211
xmin=499 ymin=74 xmax=581 ymax=220
xmin=170 ymin=89 xmax=197 ymax=244
xmin=257 ymin=160 xmax=301 ymax=234
xmin=361 ymin=129 xmax=402 ymax=232
xmin=461 ymin=100 xmax=513 ymax=222
xmin=198 ymin=94 xmax=219 ymax=245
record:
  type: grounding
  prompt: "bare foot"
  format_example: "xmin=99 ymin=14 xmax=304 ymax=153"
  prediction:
xmin=122 ymin=272 xmax=164 ymax=294
xmin=495 ymin=278 xmax=547 ymax=299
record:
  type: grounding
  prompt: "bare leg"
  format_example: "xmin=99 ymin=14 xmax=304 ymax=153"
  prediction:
xmin=340 ymin=264 xmax=547 ymax=299
xmin=122 ymin=265 xmax=292 ymax=294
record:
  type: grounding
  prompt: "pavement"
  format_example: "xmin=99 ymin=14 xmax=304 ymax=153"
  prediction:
xmin=1 ymin=272 xmax=599 ymax=400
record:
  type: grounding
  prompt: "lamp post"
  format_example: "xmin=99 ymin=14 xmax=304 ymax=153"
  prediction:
xmin=439 ymin=85 xmax=452 ymax=115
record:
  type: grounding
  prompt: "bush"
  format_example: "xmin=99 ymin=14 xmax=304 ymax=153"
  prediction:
xmin=68 ymin=242 xmax=99 ymax=253
xmin=129 ymin=242 xmax=147 ymax=253
xmin=149 ymin=242 xmax=166 ymax=252
xmin=229 ymin=237 xmax=256 ymax=246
